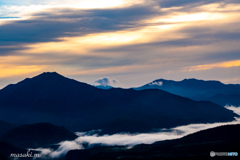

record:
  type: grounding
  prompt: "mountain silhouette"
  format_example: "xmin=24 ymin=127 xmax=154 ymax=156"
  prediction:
xmin=65 ymin=124 xmax=240 ymax=160
xmin=98 ymin=118 xmax=152 ymax=135
xmin=136 ymin=78 xmax=240 ymax=106
xmin=0 ymin=141 xmax=39 ymax=160
xmin=205 ymin=93 xmax=240 ymax=107
xmin=0 ymin=72 xmax=238 ymax=134
xmin=0 ymin=123 xmax=77 ymax=148
xmin=0 ymin=121 xmax=19 ymax=136
xmin=94 ymin=85 xmax=113 ymax=89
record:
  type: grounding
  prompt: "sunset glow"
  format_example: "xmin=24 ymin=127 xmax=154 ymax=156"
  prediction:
xmin=184 ymin=60 xmax=240 ymax=72
xmin=0 ymin=0 xmax=240 ymax=88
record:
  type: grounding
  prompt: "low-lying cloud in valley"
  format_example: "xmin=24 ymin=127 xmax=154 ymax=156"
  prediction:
xmin=33 ymin=105 xmax=240 ymax=159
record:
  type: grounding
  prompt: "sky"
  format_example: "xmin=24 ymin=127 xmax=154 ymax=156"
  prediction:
xmin=0 ymin=0 xmax=240 ymax=88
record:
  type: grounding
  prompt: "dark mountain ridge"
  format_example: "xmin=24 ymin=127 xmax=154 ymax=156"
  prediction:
xmin=0 ymin=72 xmax=238 ymax=134
xmin=0 ymin=123 xmax=77 ymax=148
xmin=0 ymin=120 xmax=19 ymax=136
xmin=0 ymin=141 xmax=28 ymax=160
xmin=135 ymin=78 xmax=240 ymax=106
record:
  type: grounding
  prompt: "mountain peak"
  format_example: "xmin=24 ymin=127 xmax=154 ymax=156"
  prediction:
xmin=30 ymin=71 xmax=67 ymax=82
xmin=182 ymin=78 xmax=199 ymax=81
xmin=42 ymin=71 xmax=58 ymax=74
xmin=182 ymin=78 xmax=222 ymax=83
xmin=38 ymin=71 xmax=62 ymax=77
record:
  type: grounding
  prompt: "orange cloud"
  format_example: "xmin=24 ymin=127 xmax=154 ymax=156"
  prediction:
xmin=0 ymin=65 xmax=47 ymax=78
xmin=184 ymin=60 xmax=240 ymax=72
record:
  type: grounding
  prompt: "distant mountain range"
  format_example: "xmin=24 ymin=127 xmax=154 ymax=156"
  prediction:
xmin=135 ymin=78 xmax=240 ymax=107
xmin=0 ymin=72 xmax=238 ymax=134
xmin=65 ymin=124 xmax=240 ymax=160
xmin=94 ymin=85 xmax=113 ymax=90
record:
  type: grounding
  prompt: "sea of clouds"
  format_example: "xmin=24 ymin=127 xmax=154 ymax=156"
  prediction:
xmin=32 ymin=105 xmax=240 ymax=159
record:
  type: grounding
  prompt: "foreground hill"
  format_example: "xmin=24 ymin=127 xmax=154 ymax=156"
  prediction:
xmin=65 ymin=124 xmax=240 ymax=160
xmin=0 ymin=72 xmax=238 ymax=134
xmin=0 ymin=123 xmax=77 ymax=148
xmin=0 ymin=141 xmax=32 ymax=160
xmin=135 ymin=78 xmax=240 ymax=106
xmin=0 ymin=120 xmax=18 ymax=136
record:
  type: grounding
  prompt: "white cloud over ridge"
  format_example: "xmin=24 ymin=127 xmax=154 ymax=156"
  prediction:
xmin=94 ymin=77 xmax=119 ymax=87
xmin=150 ymin=81 xmax=163 ymax=86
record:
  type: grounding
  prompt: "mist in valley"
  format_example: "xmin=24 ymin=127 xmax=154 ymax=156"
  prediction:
xmin=32 ymin=105 xmax=240 ymax=159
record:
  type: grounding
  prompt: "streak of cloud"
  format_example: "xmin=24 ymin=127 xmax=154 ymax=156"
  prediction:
xmin=0 ymin=4 xmax=160 ymax=46
xmin=183 ymin=60 xmax=240 ymax=71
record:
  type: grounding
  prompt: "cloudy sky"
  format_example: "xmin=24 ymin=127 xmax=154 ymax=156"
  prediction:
xmin=0 ymin=0 xmax=240 ymax=88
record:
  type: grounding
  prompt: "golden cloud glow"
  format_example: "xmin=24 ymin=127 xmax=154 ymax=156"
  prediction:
xmin=184 ymin=60 xmax=240 ymax=72
xmin=69 ymin=63 xmax=162 ymax=76
xmin=0 ymin=65 xmax=46 ymax=78
xmin=155 ymin=12 xmax=226 ymax=23
xmin=20 ymin=25 xmax=186 ymax=56
xmin=23 ymin=31 xmax=146 ymax=55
